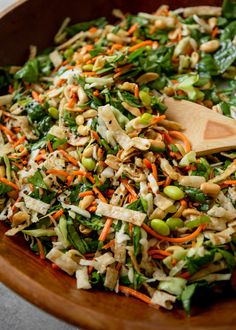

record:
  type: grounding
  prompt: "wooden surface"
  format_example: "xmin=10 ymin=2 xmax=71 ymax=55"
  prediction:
xmin=1 ymin=0 xmax=236 ymax=329
xmin=0 ymin=221 xmax=235 ymax=330
xmin=164 ymin=98 xmax=236 ymax=155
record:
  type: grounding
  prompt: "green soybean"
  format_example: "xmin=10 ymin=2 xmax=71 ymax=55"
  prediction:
xmin=163 ymin=185 xmax=185 ymax=200
xmin=82 ymin=64 xmax=94 ymax=71
xmin=48 ymin=107 xmax=59 ymax=119
xmin=139 ymin=113 xmax=152 ymax=125
xmin=151 ymin=219 xmax=170 ymax=236
xmin=82 ymin=157 xmax=96 ymax=171
xmin=166 ymin=217 xmax=184 ymax=231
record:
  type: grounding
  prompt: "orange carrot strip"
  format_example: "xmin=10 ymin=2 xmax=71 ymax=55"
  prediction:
xmin=59 ymin=149 xmax=78 ymax=166
xmin=143 ymin=158 xmax=152 ymax=170
xmin=73 ymin=170 xmax=95 ymax=184
xmin=52 ymin=209 xmax=64 ymax=220
xmin=36 ymin=238 xmax=45 ymax=259
xmin=142 ymin=223 xmax=204 ymax=243
xmin=89 ymin=27 xmax=97 ymax=33
xmin=102 ymin=239 xmax=115 ymax=249
xmin=12 ymin=135 xmax=26 ymax=148
xmin=134 ymin=84 xmax=139 ymax=98
xmin=223 ymin=180 xmax=236 ymax=185
xmin=178 ymin=271 xmax=191 ymax=279
xmin=91 ymin=130 xmax=100 ymax=141
xmin=121 ymin=179 xmax=138 ymax=199
xmin=47 ymin=140 xmax=53 ymax=153
xmin=0 ymin=124 xmax=16 ymax=138
xmin=11 ymin=196 xmax=22 ymax=212
xmin=129 ymin=40 xmax=153 ymax=53
xmin=127 ymin=23 xmax=139 ymax=35
xmin=46 ymin=169 xmax=69 ymax=177
xmin=98 ymin=218 xmax=113 ymax=241
xmin=32 ymin=90 xmax=41 ymax=103
xmin=93 ymin=186 xmax=107 ymax=203
xmin=169 ymin=131 xmax=191 ymax=153
xmin=87 ymin=205 xmax=97 ymax=212
xmin=152 ymin=115 xmax=166 ymax=124
xmin=112 ymin=44 xmax=123 ymax=50
xmin=148 ymin=249 xmax=172 ymax=257
xmin=0 ymin=177 xmax=19 ymax=191
xmin=79 ymin=190 xmax=94 ymax=198
xmin=119 ymin=286 xmax=152 ymax=305
xmin=151 ymin=163 xmax=158 ymax=182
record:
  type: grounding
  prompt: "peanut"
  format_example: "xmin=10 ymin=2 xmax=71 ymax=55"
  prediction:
xmin=77 ymin=125 xmax=89 ymax=136
xmin=83 ymin=109 xmax=98 ymax=119
xmin=200 ymin=40 xmax=220 ymax=53
xmin=83 ymin=146 xmax=94 ymax=158
xmin=200 ymin=182 xmax=221 ymax=197
xmin=79 ymin=195 xmax=95 ymax=210
xmin=12 ymin=211 xmax=30 ymax=226
xmin=79 ymin=224 xmax=92 ymax=235
xmin=75 ymin=115 xmax=84 ymax=126
xmin=182 ymin=208 xmax=201 ymax=217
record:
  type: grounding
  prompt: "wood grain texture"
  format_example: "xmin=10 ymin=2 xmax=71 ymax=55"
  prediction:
xmin=1 ymin=0 xmax=236 ymax=329
xmin=164 ymin=98 xmax=236 ymax=155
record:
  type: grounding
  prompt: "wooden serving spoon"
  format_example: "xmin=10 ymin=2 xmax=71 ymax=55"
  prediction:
xmin=163 ymin=97 xmax=236 ymax=156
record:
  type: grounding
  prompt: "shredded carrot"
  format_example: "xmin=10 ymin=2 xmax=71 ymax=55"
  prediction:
xmin=121 ymin=179 xmax=138 ymax=200
xmin=142 ymin=223 xmax=204 ymax=243
xmin=222 ymin=180 xmax=236 ymax=185
xmin=0 ymin=124 xmax=16 ymax=138
xmin=12 ymin=135 xmax=26 ymax=148
xmin=173 ymin=199 xmax=187 ymax=218
xmin=34 ymin=154 xmax=46 ymax=162
xmin=212 ymin=26 xmax=219 ymax=38
xmin=127 ymin=23 xmax=139 ymax=35
xmin=162 ymin=132 xmax=173 ymax=144
xmin=79 ymin=190 xmax=94 ymax=198
xmin=0 ymin=177 xmax=19 ymax=191
xmin=93 ymin=186 xmax=107 ymax=203
xmin=148 ymin=249 xmax=172 ymax=257
xmin=46 ymin=169 xmax=69 ymax=177
xmin=47 ymin=140 xmax=53 ymax=153
xmin=169 ymin=131 xmax=191 ymax=153
xmin=112 ymin=43 xmax=123 ymax=50
xmin=179 ymin=271 xmax=191 ymax=279
xmin=11 ymin=196 xmax=22 ymax=212
xmin=36 ymin=238 xmax=45 ymax=259
xmin=129 ymin=40 xmax=153 ymax=52
xmin=91 ymin=130 xmax=100 ymax=141
xmin=52 ymin=209 xmax=64 ymax=220
xmin=98 ymin=218 xmax=113 ymax=241
xmin=88 ymin=27 xmax=97 ymax=33
xmin=152 ymin=254 xmax=165 ymax=259
xmin=73 ymin=170 xmax=95 ymax=183
xmin=151 ymin=163 xmax=158 ymax=182
xmin=87 ymin=205 xmax=96 ymax=212
xmin=134 ymin=84 xmax=139 ymax=98
xmin=143 ymin=158 xmax=152 ymax=170
xmin=152 ymin=115 xmax=166 ymax=125
xmin=119 ymin=286 xmax=153 ymax=305
xmin=102 ymin=239 xmax=115 ymax=249
xmin=59 ymin=149 xmax=78 ymax=166
xmin=93 ymin=90 xmax=100 ymax=97
xmin=32 ymin=90 xmax=41 ymax=103
xmin=129 ymin=223 xmax=133 ymax=237
xmin=97 ymin=147 xmax=103 ymax=159
xmin=163 ymin=176 xmax=171 ymax=187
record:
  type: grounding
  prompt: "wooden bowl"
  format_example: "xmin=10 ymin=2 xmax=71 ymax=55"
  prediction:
xmin=0 ymin=1 xmax=235 ymax=329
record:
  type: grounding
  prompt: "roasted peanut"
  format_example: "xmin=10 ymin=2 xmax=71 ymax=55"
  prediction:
xmin=77 ymin=125 xmax=89 ymax=136
xmin=79 ymin=195 xmax=95 ymax=210
xmin=200 ymin=40 xmax=220 ymax=53
xmin=83 ymin=109 xmax=98 ymax=118
xmin=75 ymin=115 xmax=84 ymax=126
xmin=79 ymin=224 xmax=92 ymax=235
xmin=12 ymin=211 xmax=30 ymax=226
xmin=200 ymin=182 xmax=221 ymax=197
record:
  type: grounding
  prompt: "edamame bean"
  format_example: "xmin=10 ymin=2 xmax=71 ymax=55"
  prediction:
xmin=151 ymin=219 xmax=170 ymax=236
xmin=166 ymin=217 xmax=184 ymax=231
xmin=82 ymin=157 xmax=96 ymax=171
xmin=64 ymin=48 xmax=74 ymax=59
xmin=82 ymin=64 xmax=94 ymax=71
xmin=48 ymin=107 xmax=59 ymax=119
xmin=163 ymin=185 xmax=185 ymax=200
xmin=139 ymin=113 xmax=152 ymax=125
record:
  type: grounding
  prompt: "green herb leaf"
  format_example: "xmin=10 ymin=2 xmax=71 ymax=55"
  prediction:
xmin=28 ymin=171 xmax=48 ymax=189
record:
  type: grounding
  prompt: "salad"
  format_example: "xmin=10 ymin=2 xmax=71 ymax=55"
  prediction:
xmin=0 ymin=0 xmax=236 ymax=314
